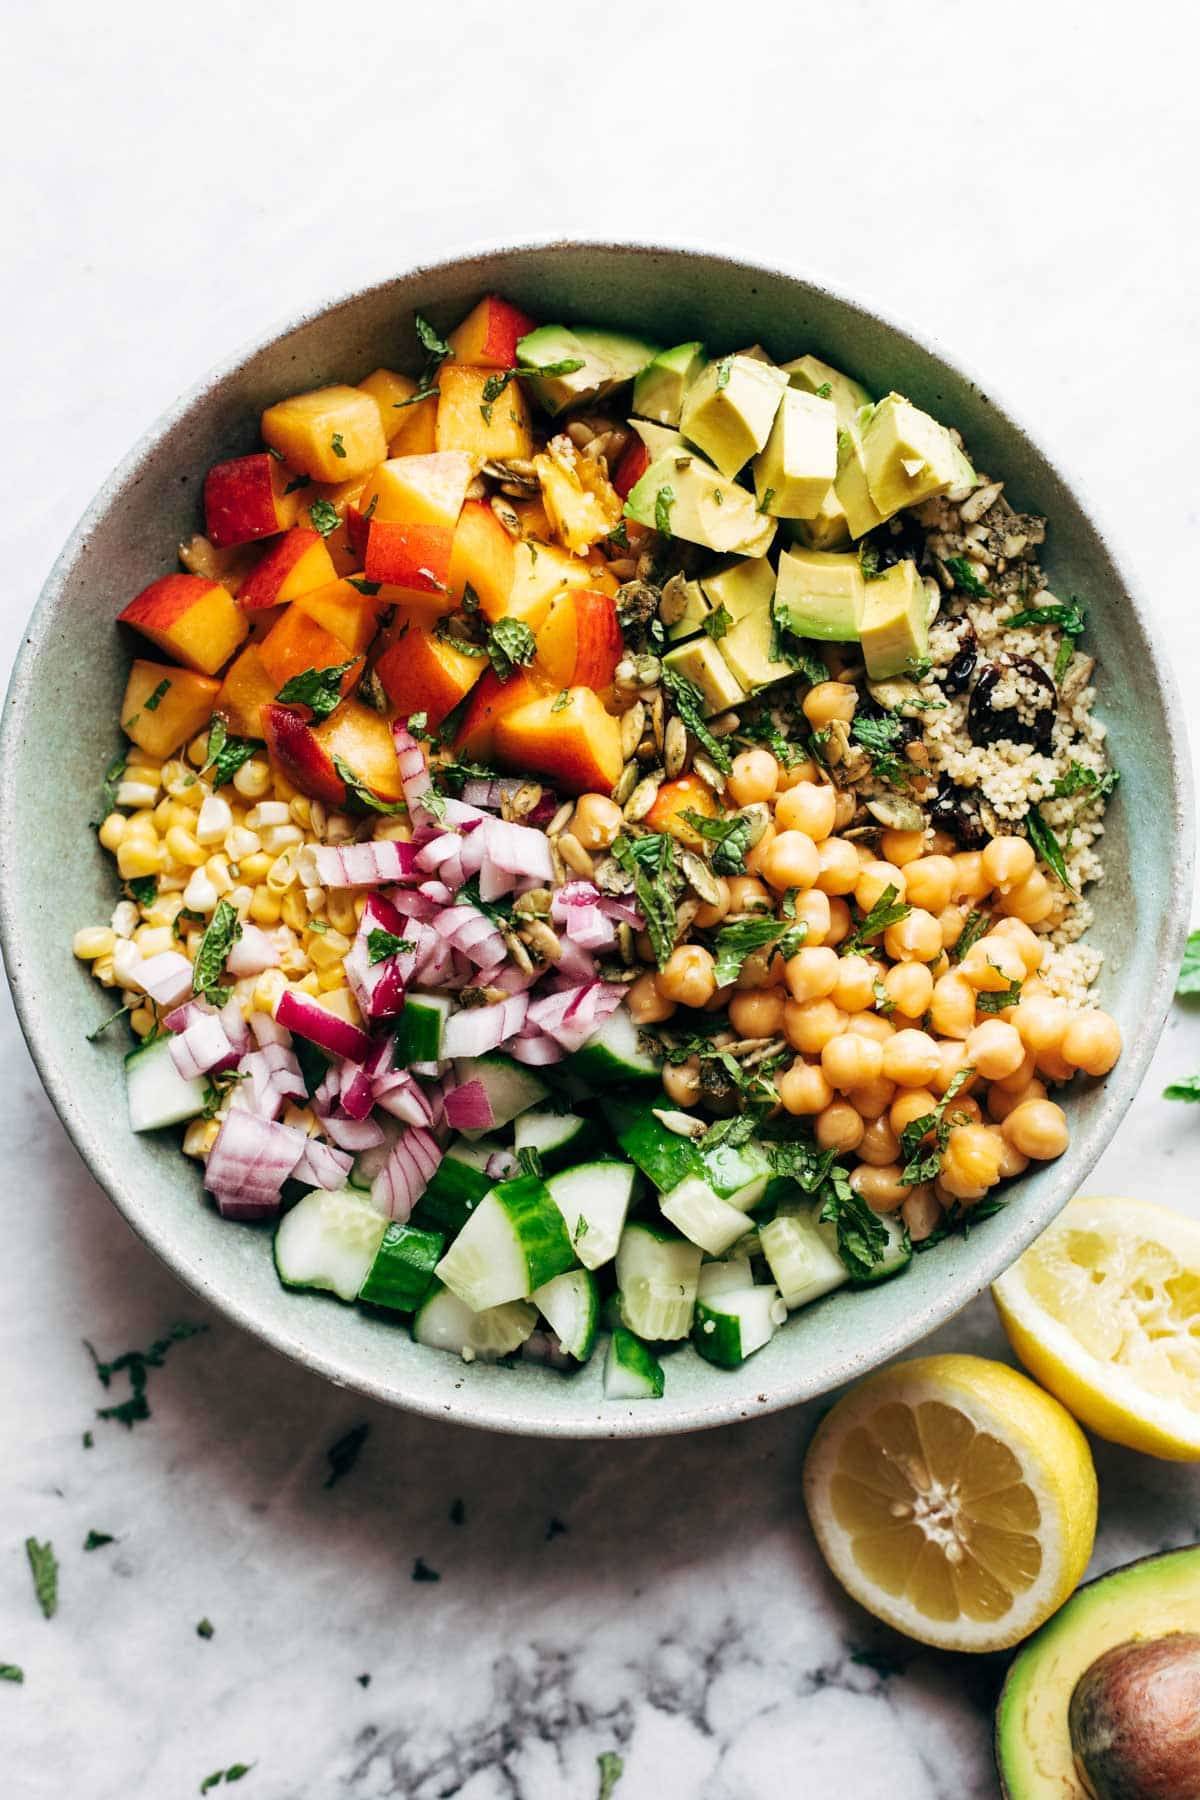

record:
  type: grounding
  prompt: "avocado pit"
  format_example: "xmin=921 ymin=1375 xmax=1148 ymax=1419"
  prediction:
xmin=1068 ymin=1633 xmax=1200 ymax=1799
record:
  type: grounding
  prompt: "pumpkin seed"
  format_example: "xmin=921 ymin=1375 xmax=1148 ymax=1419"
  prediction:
xmin=633 ymin=653 xmax=662 ymax=687
xmin=623 ymin=776 xmax=662 ymax=822
xmin=681 ymin=850 xmax=721 ymax=906
xmin=658 ymin=573 xmax=691 ymax=626
xmin=649 ymin=690 xmax=665 ymax=751
xmin=674 ymin=896 xmax=700 ymax=937
xmin=617 ymin=922 xmax=636 ymax=966
xmin=613 ymin=761 xmax=639 ymax=806
xmin=664 ymin=715 xmax=688 ymax=779
xmin=692 ymin=751 xmax=727 ymax=794
xmin=509 ymin=782 xmax=544 ymax=820
xmin=520 ymin=918 xmax=562 ymax=964
xmin=484 ymin=458 xmax=537 ymax=488
xmin=866 ymin=793 xmax=926 ymax=832
xmin=707 ymin=711 xmax=741 ymax=738
xmin=866 ymin=676 xmax=925 ymax=713
xmin=959 ymin=480 xmax=1003 ymax=526
xmin=514 ymin=887 xmax=552 ymax=918
xmin=594 ymin=855 xmax=634 ymax=896
xmin=547 ymin=801 xmax=575 ymax=837
xmin=556 ymin=832 xmax=595 ymax=878
xmin=737 ymin=802 xmax=772 ymax=849
xmin=620 ymin=702 xmax=647 ymax=761
xmin=500 ymin=927 xmax=534 ymax=975
xmin=490 ymin=497 xmax=522 ymax=538
xmin=615 ymin=658 xmax=640 ymax=693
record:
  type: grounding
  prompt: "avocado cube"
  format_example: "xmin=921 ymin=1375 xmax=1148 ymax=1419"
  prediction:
xmin=734 ymin=344 xmax=775 ymax=364
xmin=833 ymin=411 xmax=887 ymax=539
xmin=784 ymin=486 xmax=853 ymax=552
xmin=630 ymin=419 xmax=685 ymax=460
xmin=663 ymin=638 xmax=747 ymax=716
xmin=701 ymin=557 xmax=776 ymax=624
xmin=680 ymin=355 xmax=788 ymax=479
xmin=633 ymin=342 xmax=705 ymax=426
xmin=572 ymin=327 xmax=661 ymax=399
xmin=517 ymin=325 xmax=611 ymax=416
xmin=861 ymin=393 xmax=969 ymax=517
xmin=775 ymin=548 xmax=865 ymax=643
xmin=664 ymin=579 xmax=714 ymax=644
xmin=782 ymin=354 xmax=873 ymax=430
xmin=624 ymin=452 xmax=776 ymax=558
xmin=753 ymin=390 xmax=838 ymax=519
xmin=860 ymin=559 xmax=928 ymax=680
xmin=720 ymin=602 xmax=794 ymax=696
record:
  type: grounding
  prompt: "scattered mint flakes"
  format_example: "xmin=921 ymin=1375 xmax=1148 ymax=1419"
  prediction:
xmin=274 ymin=660 xmax=355 ymax=720
xmin=654 ymin=484 xmax=675 ymax=537
xmin=0 ymin=1665 xmax=23 ymax=1684
xmin=945 ymin=555 xmax=991 ymax=598
xmin=1007 ymin=600 xmax=1086 ymax=636
xmin=411 ymin=1558 xmax=440 ymax=1583
xmin=486 ymin=617 xmax=536 ymax=682
xmin=324 ymin=1422 xmax=369 ymax=1489
xmin=840 ymin=883 xmax=911 ymax=955
xmin=951 ymin=909 xmax=989 ymax=961
xmin=1052 ymin=759 xmax=1118 ymax=801
xmin=83 ymin=1531 xmax=115 ymax=1552
xmin=307 ymin=498 xmax=340 ymax=537
xmin=611 ymin=832 xmax=679 ymax=971
xmin=714 ymin=357 xmax=733 ymax=391
xmin=1178 ymin=930 xmax=1200 ymax=997
xmin=330 ymin=432 xmax=346 ymax=459
xmin=143 ymin=678 xmax=171 ymax=713
xmin=25 ymin=1539 xmax=57 ymax=1619
xmin=84 ymin=1320 xmax=208 ymax=1430
xmin=197 ymin=1618 xmax=215 ymax=1639
xmin=86 ymin=1003 xmax=133 ymax=1043
xmin=597 ymin=1750 xmax=625 ymax=1799
xmin=193 ymin=899 xmax=242 ymax=1004
xmin=367 ymin=929 xmax=415 ymax=965
xmin=127 ymin=874 xmax=157 ymax=907
xmin=199 ymin=1764 xmax=254 ymax=1794
xmin=1164 ymin=1074 xmax=1200 ymax=1102
xmin=1024 ymin=805 xmax=1075 ymax=891
xmin=661 ymin=667 xmax=731 ymax=772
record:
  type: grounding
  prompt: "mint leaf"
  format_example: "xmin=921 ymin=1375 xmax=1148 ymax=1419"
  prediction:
xmin=818 ymin=1164 xmax=890 ymax=1278
xmin=1025 ymin=805 xmax=1075 ymax=891
xmin=951 ymin=908 xmax=989 ymax=961
xmin=414 ymin=314 xmax=451 ymax=361
xmin=367 ymin=929 xmax=415 ymax=966
xmin=1164 ymin=1074 xmax=1200 ymax=1101
xmin=661 ymin=668 xmax=731 ymax=773
xmin=898 ymin=1064 xmax=976 ymax=1184
xmin=485 ymin=617 xmax=536 ymax=682
xmin=25 ymin=1539 xmax=57 ymax=1619
xmin=83 ymin=1531 xmax=115 ymax=1552
xmin=1178 ymin=929 xmax=1200 ymax=997
xmin=1007 ymin=600 xmax=1086 ymax=636
xmin=680 ymin=809 xmax=752 ymax=876
xmin=193 ymin=899 xmax=242 ymax=1003
xmin=702 ymin=604 xmax=732 ymax=643
xmin=274 ymin=660 xmax=355 ymax=720
xmin=712 ymin=916 xmax=807 ymax=988
xmin=945 ymin=555 xmax=991 ymax=598
xmin=597 ymin=1750 xmax=625 ymax=1800
xmin=307 ymin=498 xmax=340 ymax=537
xmin=331 ymin=755 xmax=406 ymax=815
xmin=611 ymin=833 xmax=679 ymax=970
xmin=840 ymin=884 xmax=911 ymax=955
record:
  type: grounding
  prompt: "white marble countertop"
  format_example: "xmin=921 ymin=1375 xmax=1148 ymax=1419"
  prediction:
xmin=3 ymin=5 xmax=1199 ymax=1795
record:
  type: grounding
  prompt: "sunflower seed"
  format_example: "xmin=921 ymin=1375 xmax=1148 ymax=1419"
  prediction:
xmin=652 ymin=1108 xmax=707 ymax=1140
xmin=617 ymin=922 xmax=636 ymax=966
xmin=556 ymin=832 xmax=595 ymax=878
xmin=633 ymin=654 xmax=662 ymax=686
xmin=615 ymin=658 xmax=640 ymax=693
xmin=500 ymin=927 xmax=534 ymax=974
xmin=664 ymin=715 xmax=688 ymax=778
xmin=484 ymin=458 xmax=537 ymax=487
xmin=566 ymin=420 xmax=595 ymax=448
xmin=681 ymin=851 xmax=721 ymax=906
xmin=658 ymin=573 xmax=691 ymax=626
xmin=509 ymin=782 xmax=544 ymax=820
xmin=623 ymin=776 xmax=662 ymax=822
xmin=866 ymin=794 xmax=926 ymax=832
xmin=549 ymin=840 xmax=568 ymax=885
xmin=674 ymin=896 xmax=700 ymax=937
xmin=465 ymin=475 xmax=487 ymax=500
xmin=490 ymin=498 xmax=523 ymax=537
xmin=707 ymin=711 xmax=741 ymax=738
xmin=737 ymin=802 xmax=772 ymax=849
xmin=620 ymin=702 xmax=647 ymax=761
xmin=649 ymin=690 xmax=665 ymax=751
xmin=594 ymin=854 xmax=634 ymax=896
xmin=547 ymin=801 xmax=575 ymax=837
xmin=613 ymin=761 xmax=640 ymax=806
xmin=520 ymin=918 xmax=562 ymax=964
xmin=959 ymin=481 xmax=1003 ymax=525
xmin=1059 ymin=654 xmax=1095 ymax=702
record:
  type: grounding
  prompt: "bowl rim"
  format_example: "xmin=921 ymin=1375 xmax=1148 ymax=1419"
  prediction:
xmin=1 ymin=235 xmax=1193 ymax=1438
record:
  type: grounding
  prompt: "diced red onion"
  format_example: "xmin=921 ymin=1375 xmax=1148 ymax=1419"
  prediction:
xmin=168 ymin=1009 xmax=239 ymax=1081
xmin=205 ymin=1110 xmax=308 ymax=1219
xmin=276 ymin=988 xmax=372 ymax=1063
xmin=484 ymin=1147 xmax=519 ymax=1181
xmin=344 ymin=893 xmax=419 ymax=1023
xmin=291 ymin=1137 xmax=355 ymax=1190
xmin=442 ymin=1079 xmax=495 ymax=1132
xmin=218 ymin=997 xmax=251 ymax=1058
xmin=524 ymin=981 xmax=623 ymax=1054
xmin=553 ymin=938 xmax=598 ymax=985
xmin=249 ymin=1011 xmax=290 ymax=1049
xmin=433 ymin=905 xmax=508 ymax=970
xmin=309 ymin=840 xmax=420 ymax=889
xmin=370 ymin=1124 xmax=443 ymax=1221
xmin=135 ymin=952 xmax=194 ymax=1009
xmin=319 ymin=1110 xmax=386 ymax=1152
xmin=337 ymin=1035 xmax=393 ymax=1120
xmin=372 ymin=1070 xmax=436 ymax=1127
xmin=564 ymin=905 xmax=617 ymax=951
xmin=509 ymin=1035 xmax=568 ymax=1065
xmin=225 ymin=924 xmax=281 ymax=979
xmin=392 ymin=721 xmax=433 ymax=815
xmin=552 ymin=881 xmax=642 ymax=930
xmin=231 ymin=1044 xmax=307 ymax=1120
xmin=441 ymin=994 xmax=528 ymax=1059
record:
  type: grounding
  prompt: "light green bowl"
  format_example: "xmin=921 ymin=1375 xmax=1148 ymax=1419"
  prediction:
xmin=1 ymin=242 xmax=1191 ymax=1437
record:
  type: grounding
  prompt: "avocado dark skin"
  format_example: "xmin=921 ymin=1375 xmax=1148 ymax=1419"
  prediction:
xmin=1068 ymin=1633 xmax=1200 ymax=1799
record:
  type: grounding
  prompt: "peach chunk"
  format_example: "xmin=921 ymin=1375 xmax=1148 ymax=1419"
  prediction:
xmin=493 ymin=686 xmax=623 ymax=795
xmin=293 ymin=580 xmax=384 ymax=654
xmin=644 ymin=776 xmax=718 ymax=849
xmin=237 ymin=529 xmax=337 ymax=611
xmin=257 ymin=605 xmax=362 ymax=698
xmin=313 ymin=700 xmax=405 ymax=802
xmin=118 ymin=574 xmax=248 ymax=676
xmin=374 ymin=615 xmax=487 ymax=730
xmin=121 ymin=659 xmax=220 ymax=759
xmin=447 ymin=294 xmax=537 ymax=369
xmin=203 ymin=452 xmax=305 ymax=548
xmin=534 ymin=589 xmax=623 ymax=691
xmin=261 ymin=384 xmax=387 ymax=482
xmin=435 ymin=364 xmax=533 ymax=462
xmin=446 ymin=500 xmax=515 ymax=617
xmin=214 ymin=644 xmax=277 ymax=739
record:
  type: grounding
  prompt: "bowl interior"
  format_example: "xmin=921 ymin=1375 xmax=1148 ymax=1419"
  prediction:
xmin=1 ymin=242 xmax=1191 ymax=1437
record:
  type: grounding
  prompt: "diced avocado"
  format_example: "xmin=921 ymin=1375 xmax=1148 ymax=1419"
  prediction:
xmin=784 ymin=485 xmax=853 ymax=552
xmin=753 ymin=390 xmax=838 ymax=519
xmin=775 ymin=548 xmax=865 ymax=643
xmin=624 ymin=451 xmax=776 ymax=558
xmin=833 ymin=409 xmax=887 ymax=539
xmin=861 ymin=393 xmax=970 ymax=517
xmin=664 ymin=578 xmax=714 ymax=644
xmin=633 ymin=341 xmax=705 ymax=426
xmin=517 ymin=324 xmax=611 ymax=415
xmin=630 ymin=419 xmax=684 ymax=460
xmin=680 ymin=355 xmax=788 ymax=479
xmin=701 ymin=556 xmax=776 ymax=624
xmin=572 ymin=326 xmax=662 ymax=398
xmin=782 ymin=354 xmax=872 ymax=430
xmin=720 ymin=599 xmax=794 ymax=695
xmin=663 ymin=638 xmax=747 ymax=716
xmin=734 ymin=343 xmax=774 ymax=363
xmin=859 ymin=559 xmax=927 ymax=679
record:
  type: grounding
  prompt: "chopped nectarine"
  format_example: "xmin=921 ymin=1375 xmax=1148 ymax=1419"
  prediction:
xmin=118 ymin=574 xmax=248 ymax=676
xmin=435 ymin=365 xmax=533 ymax=462
xmin=214 ymin=644 xmax=277 ymax=738
xmin=501 ymin=540 xmax=616 ymax=633
xmin=359 ymin=452 xmax=475 ymax=528
xmin=238 ymin=529 xmax=337 ymax=611
xmin=121 ymin=660 xmax=220 ymax=759
xmin=257 ymin=605 xmax=362 ymax=697
xmin=644 ymin=775 xmax=718 ymax=849
xmin=204 ymin=453 xmax=305 ymax=548
xmin=375 ymin=614 xmax=486 ymax=729
xmin=358 ymin=369 xmax=439 ymax=456
xmin=454 ymin=668 xmax=545 ymax=762
xmin=534 ymin=589 xmax=623 ymax=690
xmin=446 ymin=499 xmax=514 ymax=616
xmin=534 ymin=447 xmax=622 ymax=553
xmin=301 ymin=476 xmax=368 ymax=577
xmin=294 ymin=580 xmax=384 ymax=654
xmin=313 ymin=700 xmax=406 ymax=803
xmin=446 ymin=294 xmax=537 ymax=368
xmin=261 ymin=385 xmax=387 ymax=483
xmin=493 ymin=687 xmax=622 ymax=795
xmin=612 ymin=438 xmax=650 ymax=500
xmin=261 ymin=703 xmax=346 ymax=808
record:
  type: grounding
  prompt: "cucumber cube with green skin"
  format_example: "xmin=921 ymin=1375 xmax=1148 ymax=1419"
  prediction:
xmin=633 ymin=341 xmax=706 ymax=426
xmin=409 ymin=1138 xmax=496 ymax=1237
xmin=860 ymin=558 xmax=928 ymax=680
xmin=782 ymin=354 xmax=873 ymax=430
xmin=692 ymin=1285 xmax=786 ymax=1368
xmin=833 ymin=409 xmax=888 ymax=539
xmin=680 ymin=356 xmax=788 ymax=478
xmin=572 ymin=326 xmax=661 ymax=397
xmin=719 ymin=601 xmax=796 ymax=696
xmin=274 ymin=1188 xmax=389 ymax=1304
xmin=512 ymin=1108 xmax=597 ymax=1172
xmin=516 ymin=324 xmax=611 ymax=415
xmin=860 ymin=392 xmax=970 ymax=518
xmin=358 ymin=1221 xmax=444 ymax=1313
xmin=412 ymin=1283 xmax=537 ymax=1361
xmin=124 ymin=1035 xmax=206 ymax=1133
xmin=753 ymin=390 xmax=839 ymax=519
xmin=610 ymin=1101 xmax=702 ymax=1193
xmin=696 ymin=1256 xmax=755 ymax=1298
xmin=624 ymin=450 xmax=776 ymax=558
xmin=758 ymin=1208 xmax=848 ymax=1309
xmin=700 ymin=556 xmax=776 ymax=624
xmin=660 ymin=1176 xmax=753 ymax=1257
xmin=775 ymin=547 xmax=866 ymax=642
xmin=564 ymin=1008 xmax=661 ymax=1087
xmin=603 ymin=1327 xmax=665 ymax=1399
xmin=843 ymin=1209 xmax=911 ymax=1287
xmin=435 ymin=1175 xmax=575 ymax=1311
xmin=451 ymin=1055 xmax=549 ymax=1133
xmin=662 ymin=637 xmax=747 ymax=716
xmin=545 ymin=1160 xmax=637 ymax=1272
xmin=531 ymin=1267 xmax=599 ymax=1361
xmin=615 ymin=1221 xmax=702 ymax=1341
xmin=784 ymin=486 xmax=853 ymax=552
xmin=700 ymin=1135 xmax=772 ymax=1204
xmin=394 ymin=992 xmax=452 ymax=1065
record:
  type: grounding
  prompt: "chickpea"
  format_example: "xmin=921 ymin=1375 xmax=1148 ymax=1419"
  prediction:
xmin=832 ymin=789 xmax=857 ymax=832
xmin=952 ymin=852 xmax=991 ymax=901
xmin=777 ymin=1059 xmax=835 ymax=1116
xmin=880 ymin=828 xmax=926 ymax=868
xmin=928 ymin=971 xmax=973 ymax=1040
xmin=901 ymin=1185 xmax=943 ymax=1242
xmin=824 ymin=898 xmax=853 ymax=948
xmin=1012 ymin=993 xmax=1069 ymax=1054
xmin=1000 ymin=869 xmax=1055 ymax=925
xmin=744 ymin=824 xmax=777 ymax=878
xmin=726 ymin=876 xmax=772 ymax=916
xmin=890 ymin=1087 xmax=938 ymax=1136
xmin=855 ymin=860 xmax=906 ymax=913
xmin=775 ymin=756 xmax=820 ymax=789
xmin=833 ymin=955 xmax=877 ymax=1013
xmin=990 ymin=1044 xmax=1038 ymax=1093
xmin=846 ymin=1075 xmax=897 ymax=1120
xmin=1062 ymin=1009 xmax=1122 ymax=1077
xmin=789 ymin=888 xmax=832 ymax=945
xmin=931 ymin=1038 xmax=977 ymax=1097
xmin=847 ymin=1011 xmax=895 ymax=1044
xmin=1036 ymin=1044 xmax=1076 ymax=1084
xmin=989 ymin=916 xmax=1046 ymax=974
xmin=815 ymin=1101 xmax=866 ymax=1155
xmin=882 ymin=1029 xmax=942 ymax=1088
xmin=815 ymin=836 xmax=860 ymax=896
xmin=657 ymin=945 xmax=716 ymax=1008
xmin=692 ymin=876 xmax=731 ymax=929
xmin=883 ymin=909 xmax=942 ymax=965
xmin=883 ymin=960 xmax=934 ymax=1020
xmin=775 ymin=781 xmax=837 ymax=842
xmin=850 ymin=1163 xmax=909 ymax=1213
xmin=939 ymin=1123 xmax=1004 ymax=1200
xmin=960 ymin=936 xmax=1027 ymax=992
xmin=802 ymin=681 xmax=857 ymax=727
xmin=937 ymin=902 xmax=971 ymax=951
xmin=628 ymin=971 xmax=675 ymax=1024
xmin=704 ymin=983 xmax=736 ymax=1014
xmin=784 ymin=997 xmax=847 ymax=1054
xmin=729 ymin=989 xmax=786 ymax=1038
xmin=635 ymin=930 xmax=656 ymax=963
xmin=762 ymin=830 xmax=820 ymax=893
xmin=1003 ymin=1097 xmax=1069 ymax=1160
xmin=965 ymin=1019 xmax=1027 ymax=1081
xmin=904 ymin=856 xmax=957 ymax=913
xmin=981 ymin=835 xmax=1036 ymax=893
xmin=858 ymin=1114 xmax=901 ymax=1165
xmin=571 ymin=792 xmax=623 ymax=851
xmin=986 ymin=1125 xmax=1029 ymax=1180
xmin=785 ymin=945 xmax=840 ymax=1002
xmin=735 ymin=950 xmax=781 ymax=992
xmin=822 ymin=1031 xmax=884 ymax=1092
xmin=662 ymin=1059 xmax=701 ymax=1106
xmin=727 ymin=748 xmax=780 ymax=807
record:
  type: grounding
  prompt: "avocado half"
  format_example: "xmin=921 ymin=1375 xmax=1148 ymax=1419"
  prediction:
xmin=995 ymin=1544 xmax=1200 ymax=1797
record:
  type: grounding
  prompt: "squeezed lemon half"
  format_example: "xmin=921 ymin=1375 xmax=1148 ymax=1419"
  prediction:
xmin=803 ymin=1354 xmax=1097 ymax=1652
xmin=993 ymin=1194 xmax=1200 ymax=1461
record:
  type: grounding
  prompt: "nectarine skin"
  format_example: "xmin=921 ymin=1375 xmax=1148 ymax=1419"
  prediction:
xmin=375 ymin=617 xmax=486 ymax=729
xmin=447 ymin=294 xmax=537 ymax=369
xmin=238 ymin=529 xmax=337 ymax=611
xmin=118 ymin=574 xmax=248 ymax=677
xmin=204 ymin=453 xmax=301 ymax=548
xmin=261 ymin=702 xmax=346 ymax=809
xmin=493 ymin=687 xmax=622 ymax=794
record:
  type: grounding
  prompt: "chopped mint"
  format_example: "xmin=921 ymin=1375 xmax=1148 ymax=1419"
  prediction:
xmin=83 ymin=1531 xmax=115 ymax=1552
xmin=411 ymin=1558 xmax=440 ymax=1583
xmin=324 ymin=1422 xmax=369 ymax=1489
xmin=193 ymin=899 xmax=242 ymax=1004
xmin=307 ymin=498 xmax=340 ymax=537
xmin=330 ymin=432 xmax=346 ymax=459
xmin=367 ymin=929 xmax=415 ymax=966
xmin=274 ymin=660 xmax=355 ymax=720
xmin=25 ymin=1539 xmax=57 ymax=1619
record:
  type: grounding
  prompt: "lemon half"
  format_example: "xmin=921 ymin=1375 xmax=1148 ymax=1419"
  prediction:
xmin=993 ymin=1194 xmax=1200 ymax=1461
xmin=803 ymin=1354 xmax=1097 ymax=1652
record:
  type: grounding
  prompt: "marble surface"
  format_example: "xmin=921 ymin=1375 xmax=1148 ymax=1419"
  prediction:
xmin=3 ymin=4 xmax=1199 ymax=1795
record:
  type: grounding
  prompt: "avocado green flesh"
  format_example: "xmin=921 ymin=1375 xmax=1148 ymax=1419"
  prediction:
xmin=624 ymin=451 xmax=775 ymax=557
xmin=995 ymin=1545 xmax=1200 ymax=1799
xmin=572 ymin=326 xmax=661 ymax=397
xmin=516 ymin=324 xmax=611 ymax=414
xmin=860 ymin=559 xmax=927 ymax=679
xmin=782 ymin=353 xmax=873 ymax=429
xmin=633 ymin=341 xmax=705 ymax=426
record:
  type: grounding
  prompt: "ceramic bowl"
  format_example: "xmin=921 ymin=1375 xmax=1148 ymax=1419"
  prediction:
xmin=1 ymin=241 xmax=1191 ymax=1437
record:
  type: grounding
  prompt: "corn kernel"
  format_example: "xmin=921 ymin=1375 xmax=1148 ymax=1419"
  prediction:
xmin=187 ymin=733 xmax=211 ymax=768
xmin=161 ymin=759 xmax=196 ymax=799
xmin=262 ymin=823 xmax=303 ymax=854
xmin=316 ymin=962 xmax=346 ymax=992
xmin=309 ymin=801 xmax=327 ymax=838
xmin=92 ymin=954 xmax=117 ymax=987
xmin=129 ymin=1005 xmax=156 ymax=1037
xmin=111 ymin=900 xmax=139 ymax=937
xmin=372 ymin=818 xmax=413 ymax=843
xmin=205 ymin=854 xmax=233 ymax=896
xmin=233 ymin=759 xmax=272 ymax=800
xmin=280 ymin=889 xmax=309 ymax=933
xmin=249 ymin=887 xmax=282 ymax=926
xmin=124 ymin=810 xmax=158 ymax=837
xmin=165 ymin=826 xmax=206 ymax=869
xmin=326 ymin=892 xmax=359 ymax=935
xmin=272 ymin=771 xmax=298 ymax=803
xmin=112 ymin=940 xmax=143 ymax=987
xmin=133 ymin=925 xmax=175 ymax=957
xmin=266 ymin=850 xmax=300 ymax=894
xmin=158 ymin=872 xmax=188 ymax=894
xmin=282 ymin=1103 xmax=318 ymax=1135
xmin=280 ymin=943 xmax=310 ymax=975
xmin=238 ymin=852 xmax=272 ymax=882
xmin=197 ymin=794 xmax=234 ymax=845
xmin=183 ymin=868 xmax=219 ymax=913
xmin=325 ymin=813 xmax=356 ymax=844
xmin=117 ymin=838 xmax=166 ymax=880
xmin=296 ymin=972 xmax=321 ymax=997
xmin=116 ymin=779 xmax=159 ymax=810
xmin=247 ymin=801 xmax=290 ymax=830
xmin=289 ymin=796 xmax=312 ymax=829
xmin=182 ymin=1118 xmax=221 ymax=1158
xmin=252 ymin=968 xmax=288 ymax=1015
xmin=228 ymin=885 xmax=254 ymax=915
xmin=98 ymin=813 xmax=128 ymax=851
xmin=308 ymin=928 xmax=350 ymax=968
xmin=315 ymin=984 xmax=362 ymax=1026
xmin=353 ymin=894 xmax=367 ymax=921
xmin=73 ymin=927 xmax=116 ymax=960
xmin=152 ymin=797 xmax=175 ymax=832
xmin=225 ymin=826 xmax=262 ymax=862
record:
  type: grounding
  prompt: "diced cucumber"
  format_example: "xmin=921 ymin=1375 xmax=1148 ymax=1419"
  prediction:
xmin=273 ymin=1187 xmax=388 ymax=1303
xmin=697 ymin=1256 xmax=754 ymax=1298
xmin=545 ymin=1159 xmax=636 ymax=1271
xmin=124 ymin=1035 xmax=206 ymax=1133
xmin=412 ymin=1282 xmax=537 ymax=1361
xmin=615 ymin=1221 xmax=701 ymax=1341
xmin=565 ymin=1009 xmax=661 ymax=1088
xmin=452 ymin=1055 xmax=549 ymax=1135
xmin=840 ymin=1209 xmax=913 ymax=1287
xmin=409 ymin=1137 xmax=497 ymax=1236
xmin=603 ymin=1327 xmax=664 ymax=1400
xmin=513 ymin=1108 xmax=596 ymax=1172
xmin=660 ymin=1176 xmax=753 ymax=1257
xmin=531 ymin=1268 xmax=599 ymax=1362
xmin=358 ymin=1221 xmax=444 ymax=1312
xmin=699 ymin=1136 xmax=773 ymax=1207
xmin=394 ymin=991 xmax=452 ymax=1064
xmin=435 ymin=1174 xmax=575 ymax=1310
xmin=759 ymin=1207 xmax=849 ymax=1310
xmin=611 ymin=1101 xmax=702 ymax=1193
xmin=692 ymin=1285 xmax=786 ymax=1369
